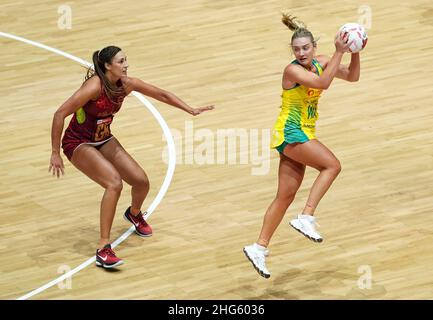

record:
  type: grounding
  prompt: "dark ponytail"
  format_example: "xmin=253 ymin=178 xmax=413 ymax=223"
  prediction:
xmin=85 ymin=46 xmax=125 ymax=102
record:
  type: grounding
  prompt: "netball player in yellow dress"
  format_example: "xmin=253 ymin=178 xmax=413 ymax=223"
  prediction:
xmin=244 ymin=14 xmax=361 ymax=278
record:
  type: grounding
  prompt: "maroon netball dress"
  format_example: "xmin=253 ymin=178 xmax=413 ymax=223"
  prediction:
xmin=62 ymin=79 xmax=126 ymax=161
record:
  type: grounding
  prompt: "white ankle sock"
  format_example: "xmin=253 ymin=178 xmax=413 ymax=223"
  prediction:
xmin=299 ymin=214 xmax=315 ymax=222
xmin=254 ymin=243 xmax=267 ymax=251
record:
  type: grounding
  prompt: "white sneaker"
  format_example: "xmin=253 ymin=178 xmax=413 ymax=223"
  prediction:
xmin=290 ymin=214 xmax=323 ymax=243
xmin=243 ymin=243 xmax=271 ymax=278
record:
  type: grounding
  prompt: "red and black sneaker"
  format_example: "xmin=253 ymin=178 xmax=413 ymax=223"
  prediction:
xmin=124 ymin=206 xmax=153 ymax=237
xmin=96 ymin=244 xmax=124 ymax=269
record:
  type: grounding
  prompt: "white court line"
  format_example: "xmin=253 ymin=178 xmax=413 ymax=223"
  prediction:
xmin=0 ymin=31 xmax=176 ymax=300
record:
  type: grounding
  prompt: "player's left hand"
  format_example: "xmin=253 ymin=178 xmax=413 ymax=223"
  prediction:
xmin=189 ymin=105 xmax=215 ymax=116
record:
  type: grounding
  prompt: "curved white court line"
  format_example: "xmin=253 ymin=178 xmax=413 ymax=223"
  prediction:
xmin=0 ymin=32 xmax=176 ymax=300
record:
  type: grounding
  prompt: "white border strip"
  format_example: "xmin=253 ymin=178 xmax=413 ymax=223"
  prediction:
xmin=0 ymin=32 xmax=176 ymax=300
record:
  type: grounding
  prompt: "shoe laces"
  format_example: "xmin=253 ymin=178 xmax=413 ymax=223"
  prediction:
xmin=135 ymin=212 xmax=148 ymax=226
xmin=100 ymin=246 xmax=116 ymax=257
xmin=301 ymin=217 xmax=320 ymax=230
xmin=255 ymin=248 xmax=269 ymax=259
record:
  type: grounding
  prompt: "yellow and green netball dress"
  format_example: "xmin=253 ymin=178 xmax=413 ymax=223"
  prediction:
xmin=271 ymin=58 xmax=324 ymax=153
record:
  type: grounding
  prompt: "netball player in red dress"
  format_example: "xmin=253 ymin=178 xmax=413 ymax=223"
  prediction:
xmin=49 ymin=46 xmax=214 ymax=268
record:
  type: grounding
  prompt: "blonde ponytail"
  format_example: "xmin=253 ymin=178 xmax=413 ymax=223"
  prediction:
xmin=281 ymin=12 xmax=306 ymax=31
xmin=281 ymin=12 xmax=316 ymax=46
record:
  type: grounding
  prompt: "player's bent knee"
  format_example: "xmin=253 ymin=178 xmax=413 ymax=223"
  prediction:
xmin=276 ymin=191 xmax=296 ymax=205
xmin=330 ymin=160 xmax=342 ymax=177
xmin=107 ymin=177 xmax=123 ymax=193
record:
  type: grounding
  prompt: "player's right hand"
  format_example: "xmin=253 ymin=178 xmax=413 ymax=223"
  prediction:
xmin=49 ymin=152 xmax=65 ymax=178
xmin=334 ymin=31 xmax=353 ymax=53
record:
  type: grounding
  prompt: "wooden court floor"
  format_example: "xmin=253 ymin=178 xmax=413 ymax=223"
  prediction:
xmin=1 ymin=0 xmax=433 ymax=299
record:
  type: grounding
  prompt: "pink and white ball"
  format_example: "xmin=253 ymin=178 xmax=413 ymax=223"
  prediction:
xmin=339 ymin=23 xmax=368 ymax=53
